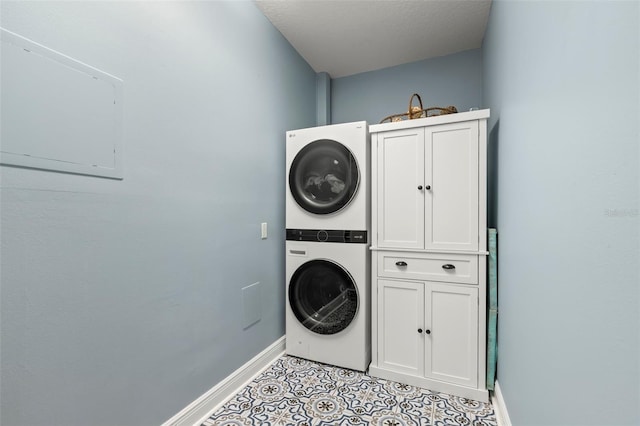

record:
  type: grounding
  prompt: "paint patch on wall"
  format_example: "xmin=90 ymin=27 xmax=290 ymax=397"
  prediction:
xmin=242 ymin=282 xmax=262 ymax=329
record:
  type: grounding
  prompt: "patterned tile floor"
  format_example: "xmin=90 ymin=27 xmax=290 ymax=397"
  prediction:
xmin=201 ymin=355 xmax=497 ymax=426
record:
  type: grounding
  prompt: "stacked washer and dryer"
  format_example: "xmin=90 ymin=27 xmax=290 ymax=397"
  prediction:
xmin=285 ymin=121 xmax=371 ymax=372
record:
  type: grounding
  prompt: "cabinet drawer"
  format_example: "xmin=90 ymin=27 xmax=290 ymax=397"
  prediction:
xmin=377 ymin=252 xmax=478 ymax=284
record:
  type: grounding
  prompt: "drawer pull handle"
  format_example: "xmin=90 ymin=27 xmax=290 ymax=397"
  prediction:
xmin=395 ymin=261 xmax=408 ymax=267
xmin=442 ymin=264 xmax=455 ymax=270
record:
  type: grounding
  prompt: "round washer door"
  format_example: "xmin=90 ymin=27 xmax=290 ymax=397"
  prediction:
xmin=289 ymin=139 xmax=359 ymax=215
xmin=288 ymin=259 xmax=358 ymax=335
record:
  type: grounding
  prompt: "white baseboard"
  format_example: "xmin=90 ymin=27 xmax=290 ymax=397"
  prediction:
xmin=491 ymin=380 xmax=512 ymax=426
xmin=162 ymin=336 xmax=286 ymax=426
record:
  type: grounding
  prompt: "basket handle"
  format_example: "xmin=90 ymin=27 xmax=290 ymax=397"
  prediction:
xmin=408 ymin=93 xmax=424 ymax=119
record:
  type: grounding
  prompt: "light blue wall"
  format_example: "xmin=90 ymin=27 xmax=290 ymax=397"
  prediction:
xmin=0 ymin=2 xmax=315 ymax=425
xmin=331 ymin=49 xmax=483 ymax=125
xmin=483 ymin=1 xmax=639 ymax=425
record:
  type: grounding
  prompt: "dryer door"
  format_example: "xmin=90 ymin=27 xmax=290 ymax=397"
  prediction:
xmin=289 ymin=259 xmax=358 ymax=335
xmin=289 ymin=139 xmax=359 ymax=215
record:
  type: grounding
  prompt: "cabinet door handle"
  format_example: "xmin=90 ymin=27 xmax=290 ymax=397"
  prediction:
xmin=425 ymin=185 xmax=431 ymax=190
xmin=395 ymin=261 xmax=407 ymax=267
xmin=417 ymin=185 xmax=423 ymax=190
xmin=442 ymin=264 xmax=455 ymax=270
xmin=417 ymin=328 xmax=423 ymax=334
xmin=425 ymin=329 xmax=431 ymax=335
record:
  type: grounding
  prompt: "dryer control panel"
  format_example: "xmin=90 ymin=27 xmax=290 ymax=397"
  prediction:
xmin=286 ymin=229 xmax=368 ymax=244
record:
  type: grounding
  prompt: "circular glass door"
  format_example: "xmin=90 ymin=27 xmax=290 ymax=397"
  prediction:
xmin=289 ymin=140 xmax=359 ymax=215
xmin=289 ymin=259 xmax=358 ymax=335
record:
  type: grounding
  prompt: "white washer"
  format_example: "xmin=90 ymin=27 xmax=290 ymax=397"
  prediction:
xmin=286 ymin=121 xmax=369 ymax=231
xmin=285 ymin=239 xmax=370 ymax=371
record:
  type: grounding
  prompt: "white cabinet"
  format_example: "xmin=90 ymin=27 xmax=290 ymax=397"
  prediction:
xmin=370 ymin=110 xmax=489 ymax=403
xmin=376 ymin=121 xmax=479 ymax=252
xmin=377 ymin=279 xmax=478 ymax=388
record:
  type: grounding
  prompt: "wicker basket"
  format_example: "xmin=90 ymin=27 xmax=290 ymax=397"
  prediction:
xmin=380 ymin=93 xmax=458 ymax=124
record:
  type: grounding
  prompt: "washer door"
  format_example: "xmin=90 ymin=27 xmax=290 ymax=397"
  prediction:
xmin=288 ymin=259 xmax=358 ymax=335
xmin=289 ymin=139 xmax=359 ymax=215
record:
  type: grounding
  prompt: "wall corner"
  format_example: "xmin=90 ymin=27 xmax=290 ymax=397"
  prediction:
xmin=316 ymin=72 xmax=331 ymax=126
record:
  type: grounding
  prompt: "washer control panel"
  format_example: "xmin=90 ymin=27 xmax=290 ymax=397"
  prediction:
xmin=286 ymin=229 xmax=368 ymax=244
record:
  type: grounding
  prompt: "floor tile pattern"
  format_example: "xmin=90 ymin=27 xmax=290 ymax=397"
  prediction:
xmin=202 ymin=355 xmax=497 ymax=426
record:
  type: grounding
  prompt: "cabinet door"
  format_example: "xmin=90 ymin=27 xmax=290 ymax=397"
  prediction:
xmin=377 ymin=128 xmax=425 ymax=249
xmin=425 ymin=282 xmax=478 ymax=387
xmin=377 ymin=279 xmax=424 ymax=377
xmin=425 ymin=122 xmax=479 ymax=251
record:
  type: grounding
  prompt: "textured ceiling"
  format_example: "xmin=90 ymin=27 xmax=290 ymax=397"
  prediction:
xmin=255 ymin=0 xmax=492 ymax=78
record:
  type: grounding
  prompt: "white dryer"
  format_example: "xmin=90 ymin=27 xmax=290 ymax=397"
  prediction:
xmin=285 ymin=233 xmax=370 ymax=371
xmin=286 ymin=121 xmax=369 ymax=231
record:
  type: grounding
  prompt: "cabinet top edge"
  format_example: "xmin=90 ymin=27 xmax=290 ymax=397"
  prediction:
xmin=369 ymin=109 xmax=490 ymax=133
xmin=370 ymin=247 xmax=489 ymax=255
